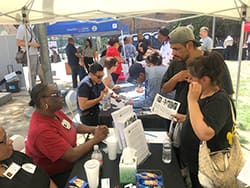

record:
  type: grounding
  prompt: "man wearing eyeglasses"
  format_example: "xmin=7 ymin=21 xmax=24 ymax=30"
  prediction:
xmin=77 ymin=63 xmax=108 ymax=126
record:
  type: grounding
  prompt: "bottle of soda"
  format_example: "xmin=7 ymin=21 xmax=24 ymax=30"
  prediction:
xmin=91 ymin=145 xmax=103 ymax=166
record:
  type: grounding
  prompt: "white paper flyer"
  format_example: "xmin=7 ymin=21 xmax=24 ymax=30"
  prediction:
xmin=151 ymin=93 xmax=180 ymax=120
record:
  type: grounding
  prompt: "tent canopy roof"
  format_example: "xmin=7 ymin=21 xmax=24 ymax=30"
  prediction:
xmin=0 ymin=0 xmax=250 ymax=24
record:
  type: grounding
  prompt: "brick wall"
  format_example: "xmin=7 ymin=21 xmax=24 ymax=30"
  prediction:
xmin=122 ymin=13 xmax=180 ymax=34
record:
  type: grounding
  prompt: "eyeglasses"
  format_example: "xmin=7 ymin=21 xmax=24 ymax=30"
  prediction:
xmin=43 ymin=90 xmax=62 ymax=98
xmin=94 ymin=74 xmax=104 ymax=79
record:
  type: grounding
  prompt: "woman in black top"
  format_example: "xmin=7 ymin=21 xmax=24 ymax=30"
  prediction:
xmin=178 ymin=52 xmax=234 ymax=188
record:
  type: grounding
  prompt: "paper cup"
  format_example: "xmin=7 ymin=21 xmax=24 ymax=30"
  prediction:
xmin=84 ymin=159 xmax=100 ymax=188
xmin=106 ymin=136 xmax=118 ymax=160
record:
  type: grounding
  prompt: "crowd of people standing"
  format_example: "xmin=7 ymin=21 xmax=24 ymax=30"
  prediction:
xmin=5 ymin=22 xmax=242 ymax=188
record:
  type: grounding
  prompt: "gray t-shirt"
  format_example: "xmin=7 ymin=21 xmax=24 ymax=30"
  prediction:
xmin=16 ymin=24 xmax=38 ymax=55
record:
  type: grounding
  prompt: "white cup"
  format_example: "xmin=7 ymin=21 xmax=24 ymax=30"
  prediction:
xmin=106 ymin=136 xmax=118 ymax=160
xmin=84 ymin=159 xmax=100 ymax=188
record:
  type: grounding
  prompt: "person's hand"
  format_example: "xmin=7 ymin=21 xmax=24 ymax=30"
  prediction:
xmin=112 ymin=84 xmax=120 ymax=90
xmin=93 ymin=125 xmax=109 ymax=142
xmin=172 ymin=70 xmax=189 ymax=82
xmin=171 ymin=113 xmax=186 ymax=123
xmin=188 ymin=81 xmax=202 ymax=102
xmin=126 ymin=98 xmax=134 ymax=105
xmin=103 ymin=87 xmax=109 ymax=93
xmin=99 ymin=90 xmax=106 ymax=100
xmin=111 ymin=93 xmax=121 ymax=101
xmin=30 ymin=42 xmax=40 ymax=48
xmin=135 ymin=87 xmax=144 ymax=93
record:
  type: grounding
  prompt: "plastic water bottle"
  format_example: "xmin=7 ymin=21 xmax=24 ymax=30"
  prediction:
xmin=91 ymin=145 xmax=103 ymax=166
xmin=162 ymin=137 xmax=172 ymax=164
xmin=102 ymin=93 xmax=111 ymax=111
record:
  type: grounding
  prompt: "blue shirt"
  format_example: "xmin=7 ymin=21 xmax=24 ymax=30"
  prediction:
xmin=77 ymin=75 xmax=105 ymax=116
xmin=133 ymin=65 xmax=167 ymax=108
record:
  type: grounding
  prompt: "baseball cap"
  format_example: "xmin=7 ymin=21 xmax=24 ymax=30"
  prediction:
xmin=169 ymin=26 xmax=201 ymax=46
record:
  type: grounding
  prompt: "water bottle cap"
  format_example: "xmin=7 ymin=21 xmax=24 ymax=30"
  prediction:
xmin=94 ymin=145 xmax=99 ymax=150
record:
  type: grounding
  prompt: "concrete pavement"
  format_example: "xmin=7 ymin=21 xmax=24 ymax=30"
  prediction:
xmin=0 ymin=62 xmax=73 ymax=137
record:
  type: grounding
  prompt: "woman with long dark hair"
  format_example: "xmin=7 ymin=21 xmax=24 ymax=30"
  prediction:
xmin=82 ymin=39 xmax=98 ymax=72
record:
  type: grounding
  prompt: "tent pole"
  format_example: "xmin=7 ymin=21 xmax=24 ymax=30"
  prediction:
xmin=211 ymin=16 xmax=216 ymax=48
xmin=120 ymin=29 xmax=126 ymax=59
xmin=22 ymin=7 xmax=33 ymax=91
xmin=235 ymin=16 xmax=246 ymax=109
xmin=36 ymin=23 xmax=53 ymax=84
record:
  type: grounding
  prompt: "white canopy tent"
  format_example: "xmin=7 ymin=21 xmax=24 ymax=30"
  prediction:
xmin=1 ymin=0 xmax=250 ymax=104
xmin=0 ymin=0 xmax=249 ymax=24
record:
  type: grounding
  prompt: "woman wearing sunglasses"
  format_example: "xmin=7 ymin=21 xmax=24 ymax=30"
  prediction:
xmin=25 ymin=83 xmax=109 ymax=188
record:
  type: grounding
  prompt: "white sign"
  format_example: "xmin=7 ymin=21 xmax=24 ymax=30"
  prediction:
xmin=124 ymin=119 xmax=151 ymax=164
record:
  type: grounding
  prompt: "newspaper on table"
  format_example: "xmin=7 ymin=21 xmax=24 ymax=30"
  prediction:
xmin=151 ymin=93 xmax=180 ymax=120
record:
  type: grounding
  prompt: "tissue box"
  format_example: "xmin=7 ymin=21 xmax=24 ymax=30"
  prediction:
xmin=119 ymin=157 xmax=137 ymax=183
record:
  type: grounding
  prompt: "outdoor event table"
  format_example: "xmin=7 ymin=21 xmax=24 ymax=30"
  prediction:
xmin=65 ymin=143 xmax=186 ymax=188
xmin=99 ymin=108 xmax=170 ymax=131
xmin=99 ymin=82 xmax=170 ymax=130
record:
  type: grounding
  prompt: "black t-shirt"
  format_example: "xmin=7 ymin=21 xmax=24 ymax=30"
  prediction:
xmin=0 ymin=151 xmax=50 ymax=188
xmin=77 ymin=76 xmax=105 ymax=116
xmin=161 ymin=61 xmax=189 ymax=114
xmin=66 ymin=43 xmax=79 ymax=66
xmin=180 ymin=90 xmax=233 ymax=172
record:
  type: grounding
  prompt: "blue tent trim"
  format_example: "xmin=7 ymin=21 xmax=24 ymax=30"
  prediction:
xmin=47 ymin=18 xmax=129 ymax=36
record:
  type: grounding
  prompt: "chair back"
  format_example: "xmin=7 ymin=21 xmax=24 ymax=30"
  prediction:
xmin=65 ymin=90 xmax=77 ymax=118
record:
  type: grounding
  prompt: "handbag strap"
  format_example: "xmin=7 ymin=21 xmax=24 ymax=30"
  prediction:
xmin=18 ymin=26 xmax=33 ymax=51
xmin=227 ymin=99 xmax=237 ymax=145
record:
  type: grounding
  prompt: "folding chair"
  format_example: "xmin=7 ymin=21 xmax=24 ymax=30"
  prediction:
xmin=65 ymin=90 xmax=81 ymax=123
xmin=65 ymin=90 xmax=85 ymax=144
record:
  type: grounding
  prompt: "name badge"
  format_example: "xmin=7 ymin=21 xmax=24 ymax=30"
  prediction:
xmin=22 ymin=163 xmax=36 ymax=174
xmin=61 ymin=119 xmax=71 ymax=129
xmin=3 ymin=162 xmax=21 ymax=179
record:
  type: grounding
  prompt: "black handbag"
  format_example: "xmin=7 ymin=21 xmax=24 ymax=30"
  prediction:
xmin=15 ymin=26 xmax=33 ymax=65
xmin=15 ymin=49 xmax=27 ymax=65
